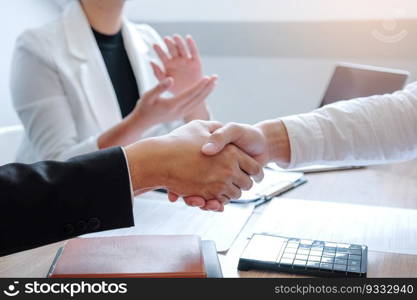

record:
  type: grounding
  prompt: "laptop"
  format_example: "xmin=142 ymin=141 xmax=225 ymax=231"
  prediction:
xmin=289 ymin=62 xmax=410 ymax=173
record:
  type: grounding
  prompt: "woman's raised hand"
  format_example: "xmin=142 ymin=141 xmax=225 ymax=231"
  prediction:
xmin=151 ymin=35 xmax=205 ymax=96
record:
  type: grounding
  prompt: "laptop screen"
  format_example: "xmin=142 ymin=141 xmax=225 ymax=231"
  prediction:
xmin=320 ymin=63 xmax=409 ymax=107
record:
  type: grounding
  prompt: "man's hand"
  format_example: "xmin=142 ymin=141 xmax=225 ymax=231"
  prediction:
xmin=202 ymin=122 xmax=270 ymax=166
xmin=124 ymin=121 xmax=263 ymax=210
xmin=201 ymin=120 xmax=291 ymax=167
xmin=170 ymin=120 xmax=292 ymax=211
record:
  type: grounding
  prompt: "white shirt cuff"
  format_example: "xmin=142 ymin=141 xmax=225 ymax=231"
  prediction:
xmin=281 ymin=113 xmax=326 ymax=168
xmin=121 ymin=147 xmax=135 ymax=205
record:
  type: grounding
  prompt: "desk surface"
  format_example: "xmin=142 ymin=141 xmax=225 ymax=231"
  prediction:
xmin=1 ymin=160 xmax=417 ymax=278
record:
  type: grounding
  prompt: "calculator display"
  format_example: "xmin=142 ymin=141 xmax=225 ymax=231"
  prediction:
xmin=238 ymin=234 xmax=368 ymax=277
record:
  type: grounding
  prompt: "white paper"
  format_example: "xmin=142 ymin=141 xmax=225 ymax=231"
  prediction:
xmin=251 ymin=198 xmax=417 ymax=255
xmin=237 ymin=169 xmax=304 ymax=203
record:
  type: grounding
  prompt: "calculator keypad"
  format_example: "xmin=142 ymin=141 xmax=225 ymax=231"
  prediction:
xmin=239 ymin=234 xmax=367 ymax=277
xmin=277 ymin=239 xmax=365 ymax=275
xmin=277 ymin=239 xmax=362 ymax=273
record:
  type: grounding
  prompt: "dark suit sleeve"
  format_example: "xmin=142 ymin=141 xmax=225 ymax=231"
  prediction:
xmin=0 ymin=147 xmax=134 ymax=257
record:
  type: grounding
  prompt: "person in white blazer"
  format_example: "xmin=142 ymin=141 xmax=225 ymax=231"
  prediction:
xmin=11 ymin=0 xmax=215 ymax=163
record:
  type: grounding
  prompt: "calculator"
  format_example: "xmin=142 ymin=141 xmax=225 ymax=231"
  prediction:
xmin=238 ymin=233 xmax=368 ymax=277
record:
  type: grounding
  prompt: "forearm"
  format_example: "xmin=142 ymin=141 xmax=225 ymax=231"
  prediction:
xmin=280 ymin=84 xmax=417 ymax=167
xmin=98 ymin=114 xmax=154 ymax=149
xmin=256 ymin=119 xmax=291 ymax=166
xmin=184 ymin=103 xmax=210 ymax=122
xmin=124 ymin=138 xmax=167 ymax=194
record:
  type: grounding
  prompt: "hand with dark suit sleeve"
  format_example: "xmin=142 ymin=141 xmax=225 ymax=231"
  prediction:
xmin=0 ymin=120 xmax=262 ymax=257
xmin=0 ymin=147 xmax=133 ymax=257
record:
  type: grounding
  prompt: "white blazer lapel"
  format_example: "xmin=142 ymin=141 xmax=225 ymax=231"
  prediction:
xmin=63 ymin=1 xmax=122 ymax=131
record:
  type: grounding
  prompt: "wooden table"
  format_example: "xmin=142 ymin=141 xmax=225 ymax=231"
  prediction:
xmin=1 ymin=160 xmax=417 ymax=278
xmin=223 ymin=159 xmax=417 ymax=278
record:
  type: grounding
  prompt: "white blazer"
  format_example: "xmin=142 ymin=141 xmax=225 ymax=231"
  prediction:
xmin=11 ymin=1 xmax=185 ymax=163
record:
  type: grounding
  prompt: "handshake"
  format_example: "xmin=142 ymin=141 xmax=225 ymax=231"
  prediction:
xmin=124 ymin=120 xmax=291 ymax=212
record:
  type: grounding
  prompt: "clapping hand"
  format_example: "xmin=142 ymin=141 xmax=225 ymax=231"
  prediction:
xmin=151 ymin=35 xmax=204 ymax=96
xmin=151 ymin=35 xmax=212 ymax=121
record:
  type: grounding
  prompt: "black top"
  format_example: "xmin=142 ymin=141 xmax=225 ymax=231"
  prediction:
xmin=93 ymin=28 xmax=140 ymax=118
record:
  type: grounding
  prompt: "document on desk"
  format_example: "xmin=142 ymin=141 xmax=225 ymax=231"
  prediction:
xmin=235 ymin=168 xmax=306 ymax=204
xmin=84 ymin=192 xmax=254 ymax=252
xmin=251 ymin=198 xmax=417 ymax=255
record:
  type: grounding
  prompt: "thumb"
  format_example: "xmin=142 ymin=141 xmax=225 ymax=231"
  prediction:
xmin=201 ymin=141 xmax=223 ymax=156
xmin=201 ymin=124 xmax=244 ymax=156
xmin=146 ymin=77 xmax=173 ymax=100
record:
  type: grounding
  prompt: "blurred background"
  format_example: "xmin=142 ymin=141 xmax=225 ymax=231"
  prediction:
xmin=1 ymin=0 xmax=416 ymax=127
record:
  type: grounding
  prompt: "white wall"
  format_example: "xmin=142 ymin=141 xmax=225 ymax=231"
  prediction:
xmin=1 ymin=0 xmax=417 ymax=127
xmin=203 ymin=57 xmax=417 ymax=124
xmin=126 ymin=0 xmax=417 ymax=123
xmin=125 ymin=0 xmax=417 ymax=22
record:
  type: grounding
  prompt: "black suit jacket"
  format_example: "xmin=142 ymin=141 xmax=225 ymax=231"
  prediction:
xmin=0 ymin=147 xmax=134 ymax=257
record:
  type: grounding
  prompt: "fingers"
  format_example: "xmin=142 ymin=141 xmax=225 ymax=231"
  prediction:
xmin=168 ymin=192 xmax=180 ymax=202
xmin=164 ymin=36 xmax=179 ymax=58
xmin=225 ymin=184 xmax=242 ymax=200
xmin=237 ymin=153 xmax=264 ymax=179
xmin=170 ymin=76 xmax=215 ymax=109
xmin=182 ymin=196 xmax=206 ymax=207
xmin=158 ymin=35 xmax=198 ymax=61
xmin=233 ymin=172 xmax=254 ymax=191
xmin=145 ymin=77 xmax=174 ymax=100
xmin=174 ymin=194 xmax=223 ymax=212
xmin=153 ymin=44 xmax=170 ymax=64
xmin=202 ymin=123 xmax=245 ymax=156
xmin=177 ymin=76 xmax=217 ymax=113
xmin=150 ymin=61 xmax=166 ymax=81
xmin=183 ymin=196 xmax=224 ymax=212
xmin=173 ymin=35 xmax=190 ymax=58
xmin=186 ymin=35 xmax=201 ymax=61
xmin=252 ymin=171 xmax=265 ymax=184
xmin=202 ymin=200 xmax=224 ymax=212
xmin=207 ymin=121 xmax=223 ymax=134
xmin=236 ymin=151 xmax=264 ymax=184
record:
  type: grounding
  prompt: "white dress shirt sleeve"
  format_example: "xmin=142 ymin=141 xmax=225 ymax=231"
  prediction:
xmin=281 ymin=82 xmax=417 ymax=168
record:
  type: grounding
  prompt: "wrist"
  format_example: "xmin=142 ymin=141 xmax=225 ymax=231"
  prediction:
xmin=127 ymin=109 xmax=157 ymax=132
xmin=184 ymin=103 xmax=210 ymax=122
xmin=256 ymin=119 xmax=291 ymax=166
xmin=124 ymin=137 xmax=169 ymax=192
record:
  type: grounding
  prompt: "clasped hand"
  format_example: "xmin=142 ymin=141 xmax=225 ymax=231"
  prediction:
xmin=167 ymin=122 xmax=271 ymax=211
xmin=126 ymin=121 xmax=266 ymax=209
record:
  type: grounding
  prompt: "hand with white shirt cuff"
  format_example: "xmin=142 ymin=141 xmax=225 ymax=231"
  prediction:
xmin=168 ymin=120 xmax=292 ymax=211
xmin=123 ymin=120 xmax=264 ymax=211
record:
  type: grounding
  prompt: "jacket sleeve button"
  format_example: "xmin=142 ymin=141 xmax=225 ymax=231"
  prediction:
xmin=76 ymin=220 xmax=88 ymax=232
xmin=88 ymin=217 xmax=101 ymax=231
